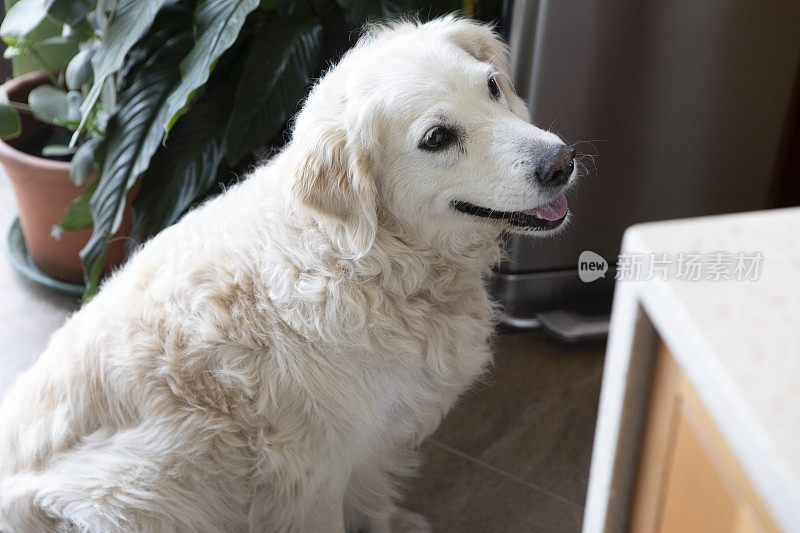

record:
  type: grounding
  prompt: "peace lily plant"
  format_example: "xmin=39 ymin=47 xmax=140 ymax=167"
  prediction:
xmin=0 ymin=0 xmax=500 ymax=299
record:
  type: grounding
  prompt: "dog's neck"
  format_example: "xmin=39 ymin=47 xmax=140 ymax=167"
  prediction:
xmin=366 ymin=214 xmax=504 ymax=297
xmin=387 ymin=217 xmax=501 ymax=267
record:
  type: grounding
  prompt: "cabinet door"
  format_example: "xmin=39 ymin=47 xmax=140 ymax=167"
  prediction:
xmin=628 ymin=342 xmax=778 ymax=533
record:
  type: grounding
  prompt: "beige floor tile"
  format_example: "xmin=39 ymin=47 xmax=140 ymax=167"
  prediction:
xmin=405 ymin=440 xmax=584 ymax=533
xmin=427 ymin=330 xmax=605 ymax=506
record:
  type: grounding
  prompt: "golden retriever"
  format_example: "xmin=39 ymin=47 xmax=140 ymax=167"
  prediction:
xmin=0 ymin=15 xmax=576 ymax=532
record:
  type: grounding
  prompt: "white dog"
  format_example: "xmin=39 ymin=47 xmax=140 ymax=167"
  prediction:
xmin=0 ymin=15 xmax=576 ymax=532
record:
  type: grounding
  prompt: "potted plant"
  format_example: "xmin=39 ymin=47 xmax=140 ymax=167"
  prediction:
xmin=2 ymin=0 xmax=501 ymax=299
xmin=0 ymin=0 xmax=134 ymax=289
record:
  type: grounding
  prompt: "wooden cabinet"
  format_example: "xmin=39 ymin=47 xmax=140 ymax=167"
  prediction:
xmin=582 ymin=212 xmax=800 ymax=533
xmin=628 ymin=342 xmax=778 ymax=533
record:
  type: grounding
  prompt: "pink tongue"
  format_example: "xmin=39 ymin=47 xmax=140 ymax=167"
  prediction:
xmin=522 ymin=194 xmax=568 ymax=221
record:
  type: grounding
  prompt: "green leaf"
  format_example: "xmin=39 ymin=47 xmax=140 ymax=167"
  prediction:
xmin=116 ymin=1 xmax=195 ymax=92
xmin=132 ymin=90 xmax=230 ymax=245
xmin=0 ymin=88 xmax=22 ymax=139
xmin=0 ymin=103 xmax=22 ymax=140
xmin=70 ymin=137 xmax=100 ymax=185
xmin=162 ymin=0 xmax=261 ymax=135
xmin=33 ymin=35 xmax=79 ymax=47
xmin=28 ymin=85 xmax=81 ymax=127
xmin=225 ymin=18 xmax=322 ymax=164
xmin=66 ymin=47 xmax=94 ymax=90
xmin=50 ymin=0 xmax=93 ymax=25
xmin=73 ymin=0 xmax=171 ymax=142
xmin=80 ymin=33 xmax=193 ymax=298
xmin=68 ymin=90 xmax=83 ymax=112
xmin=60 ymin=177 xmax=98 ymax=231
xmin=0 ymin=0 xmax=53 ymax=48
xmin=62 ymin=19 xmax=95 ymax=40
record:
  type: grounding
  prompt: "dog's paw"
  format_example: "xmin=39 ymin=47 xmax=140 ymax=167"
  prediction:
xmin=389 ymin=508 xmax=430 ymax=533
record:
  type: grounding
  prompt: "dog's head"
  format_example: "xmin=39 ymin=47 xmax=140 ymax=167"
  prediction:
xmin=291 ymin=16 xmax=576 ymax=256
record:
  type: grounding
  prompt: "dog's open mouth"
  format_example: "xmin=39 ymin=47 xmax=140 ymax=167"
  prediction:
xmin=452 ymin=194 xmax=569 ymax=230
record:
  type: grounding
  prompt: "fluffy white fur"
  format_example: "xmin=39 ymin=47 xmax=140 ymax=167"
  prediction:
xmin=0 ymin=16 xmax=574 ymax=532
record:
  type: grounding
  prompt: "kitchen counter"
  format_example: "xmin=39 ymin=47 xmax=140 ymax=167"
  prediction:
xmin=583 ymin=207 xmax=800 ymax=532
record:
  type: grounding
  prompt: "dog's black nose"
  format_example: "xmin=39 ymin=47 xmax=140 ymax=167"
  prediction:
xmin=534 ymin=146 xmax=575 ymax=187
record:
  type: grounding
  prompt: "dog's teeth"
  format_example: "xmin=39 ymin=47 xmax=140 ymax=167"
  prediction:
xmin=534 ymin=213 xmax=543 ymax=219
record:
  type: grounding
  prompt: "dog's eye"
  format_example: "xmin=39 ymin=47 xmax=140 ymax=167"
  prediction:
xmin=419 ymin=126 xmax=453 ymax=151
xmin=488 ymin=77 xmax=500 ymax=99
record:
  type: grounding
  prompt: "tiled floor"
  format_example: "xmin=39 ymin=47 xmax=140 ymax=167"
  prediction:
xmin=0 ymin=177 xmax=606 ymax=532
xmin=406 ymin=331 xmax=605 ymax=532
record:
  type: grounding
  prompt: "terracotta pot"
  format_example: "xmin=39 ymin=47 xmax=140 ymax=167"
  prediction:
xmin=0 ymin=71 xmax=135 ymax=285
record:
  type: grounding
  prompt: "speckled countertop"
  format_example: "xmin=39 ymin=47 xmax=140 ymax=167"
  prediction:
xmin=627 ymin=208 xmax=800 ymax=476
xmin=584 ymin=207 xmax=800 ymax=533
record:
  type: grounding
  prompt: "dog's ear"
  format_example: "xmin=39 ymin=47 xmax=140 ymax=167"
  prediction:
xmin=441 ymin=18 xmax=530 ymax=120
xmin=292 ymin=117 xmax=378 ymax=256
